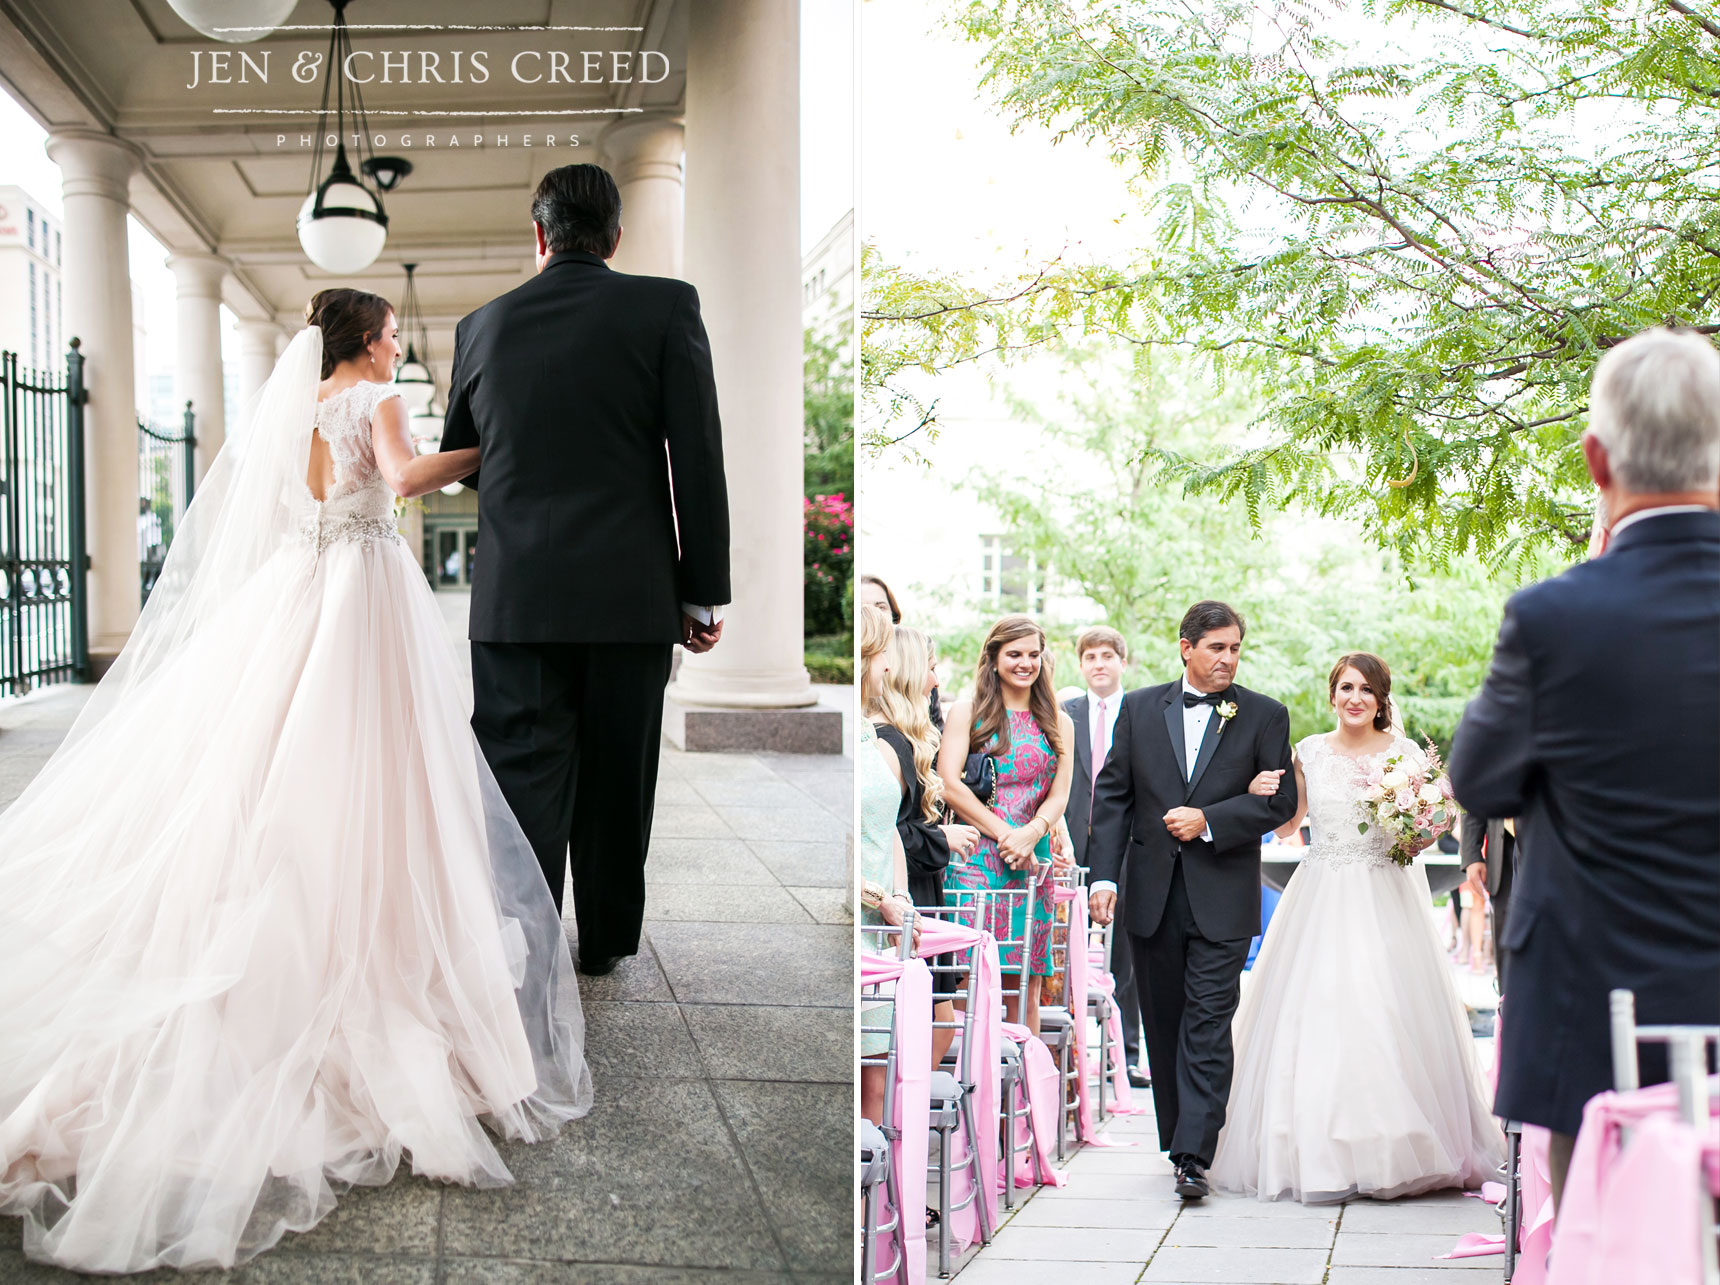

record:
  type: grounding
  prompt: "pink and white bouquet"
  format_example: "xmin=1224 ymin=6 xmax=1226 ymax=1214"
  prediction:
xmin=1358 ymin=738 xmax=1456 ymax=868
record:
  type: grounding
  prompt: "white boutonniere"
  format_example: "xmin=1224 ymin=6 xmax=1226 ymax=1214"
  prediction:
xmin=1215 ymin=700 xmax=1238 ymax=733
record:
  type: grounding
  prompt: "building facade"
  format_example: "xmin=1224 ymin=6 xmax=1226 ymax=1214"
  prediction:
xmin=0 ymin=184 xmax=62 ymax=374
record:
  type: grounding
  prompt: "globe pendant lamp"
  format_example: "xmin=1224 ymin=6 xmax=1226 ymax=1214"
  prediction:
xmin=393 ymin=263 xmax=436 ymax=413
xmin=166 ymin=0 xmax=297 ymax=42
xmin=297 ymin=0 xmax=389 ymax=274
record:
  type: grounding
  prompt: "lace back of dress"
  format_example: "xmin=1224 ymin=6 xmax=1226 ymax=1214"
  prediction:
xmin=312 ymin=383 xmax=386 ymax=498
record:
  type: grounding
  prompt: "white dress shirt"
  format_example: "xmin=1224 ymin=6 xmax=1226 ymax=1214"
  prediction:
xmin=681 ymin=603 xmax=726 ymax=627
xmin=1089 ymin=680 xmax=1218 ymax=898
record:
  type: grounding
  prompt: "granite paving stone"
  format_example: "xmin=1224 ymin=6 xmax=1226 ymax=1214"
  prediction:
xmin=983 ymin=1226 xmax=1166 ymax=1261
xmin=1005 ymin=1196 xmax=1183 ymax=1231
xmin=645 ymin=837 xmax=779 ymax=886
xmin=644 ymin=881 xmax=815 ymax=924
xmin=1338 ymin=1199 xmax=1503 ymax=1235
xmin=579 ymin=1000 xmax=705 ymax=1078
xmin=784 ymin=885 xmax=852 ymax=924
xmin=683 ymin=1004 xmax=852 ymax=1083
xmin=1327 ymin=1270 xmax=1516 ymax=1285
xmin=712 ymin=805 xmax=847 ymax=844
xmin=746 ymin=840 xmax=849 ymax=888
xmin=1141 ymin=1245 xmax=1331 ymax=1283
xmin=954 ymin=1259 xmax=1151 ymax=1285
xmin=647 ymin=921 xmax=852 ymax=1006
xmin=712 ymin=1080 xmax=853 ymax=1274
xmin=1330 ymin=1231 xmax=1498 ymax=1269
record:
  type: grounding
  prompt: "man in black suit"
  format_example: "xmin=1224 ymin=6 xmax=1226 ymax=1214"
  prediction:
xmin=440 ymin=164 xmax=730 ymax=976
xmin=1087 ymin=602 xmax=1297 ymax=1199
xmin=1457 ymin=814 xmax=1516 ymax=993
xmin=1062 ymin=625 xmax=1147 ymax=1087
xmin=1451 ymin=326 xmax=1720 ymax=1210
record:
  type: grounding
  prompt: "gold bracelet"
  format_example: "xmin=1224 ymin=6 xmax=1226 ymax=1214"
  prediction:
xmin=860 ymin=881 xmax=886 ymax=909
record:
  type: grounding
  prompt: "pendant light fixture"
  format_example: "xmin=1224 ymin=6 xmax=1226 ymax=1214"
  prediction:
xmin=393 ymin=263 xmax=436 ymax=413
xmin=166 ymin=0 xmax=296 ymax=42
xmin=297 ymin=0 xmax=388 ymax=274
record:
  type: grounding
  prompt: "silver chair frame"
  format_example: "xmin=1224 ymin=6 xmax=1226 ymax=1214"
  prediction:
xmin=858 ymin=911 xmax=916 ymax=1285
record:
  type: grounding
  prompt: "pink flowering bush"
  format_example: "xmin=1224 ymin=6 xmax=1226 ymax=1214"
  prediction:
xmin=804 ymin=492 xmax=854 ymax=637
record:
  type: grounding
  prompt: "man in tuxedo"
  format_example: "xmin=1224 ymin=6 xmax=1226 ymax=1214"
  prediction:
xmin=1087 ymin=602 xmax=1297 ymax=1199
xmin=1062 ymin=626 xmax=1147 ymax=1087
xmin=1458 ymin=814 xmax=1516 ymax=993
xmin=1451 ymin=326 xmax=1720 ymax=1209
xmin=440 ymin=163 xmax=730 ymax=976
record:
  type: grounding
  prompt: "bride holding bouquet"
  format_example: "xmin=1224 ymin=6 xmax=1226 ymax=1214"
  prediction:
xmin=1209 ymin=652 xmax=1504 ymax=1203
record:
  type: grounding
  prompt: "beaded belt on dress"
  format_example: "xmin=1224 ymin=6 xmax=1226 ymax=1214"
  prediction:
xmin=299 ymin=508 xmax=402 ymax=563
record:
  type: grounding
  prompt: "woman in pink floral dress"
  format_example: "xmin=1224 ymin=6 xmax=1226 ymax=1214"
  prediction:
xmin=937 ymin=615 xmax=1074 ymax=1034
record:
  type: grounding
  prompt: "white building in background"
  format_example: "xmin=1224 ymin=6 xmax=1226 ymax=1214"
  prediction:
xmin=802 ymin=208 xmax=854 ymax=336
xmin=0 ymin=184 xmax=62 ymax=373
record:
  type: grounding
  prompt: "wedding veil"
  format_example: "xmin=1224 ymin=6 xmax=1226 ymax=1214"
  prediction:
xmin=59 ymin=326 xmax=322 ymax=752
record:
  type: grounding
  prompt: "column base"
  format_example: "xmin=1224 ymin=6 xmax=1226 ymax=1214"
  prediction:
xmin=663 ymin=691 xmax=844 ymax=754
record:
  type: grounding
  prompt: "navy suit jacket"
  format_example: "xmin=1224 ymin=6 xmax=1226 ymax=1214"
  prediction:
xmin=1451 ymin=508 xmax=1720 ymax=1133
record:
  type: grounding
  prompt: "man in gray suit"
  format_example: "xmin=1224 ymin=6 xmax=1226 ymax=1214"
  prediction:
xmin=1458 ymin=815 xmax=1516 ymax=993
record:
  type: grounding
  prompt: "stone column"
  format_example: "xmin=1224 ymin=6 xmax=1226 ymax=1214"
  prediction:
xmin=233 ymin=318 xmax=283 ymax=427
xmin=604 ymin=116 xmax=684 ymax=278
xmin=166 ymin=252 xmax=228 ymax=482
xmin=669 ymin=0 xmax=837 ymax=752
xmin=46 ymin=128 xmax=143 ymax=666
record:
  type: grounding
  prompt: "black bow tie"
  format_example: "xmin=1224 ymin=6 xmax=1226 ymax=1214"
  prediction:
xmin=1183 ymin=689 xmax=1229 ymax=708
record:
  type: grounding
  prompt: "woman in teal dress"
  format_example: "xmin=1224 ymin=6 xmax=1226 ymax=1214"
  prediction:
xmin=937 ymin=614 xmax=1074 ymax=1035
xmin=858 ymin=605 xmax=911 ymax=1125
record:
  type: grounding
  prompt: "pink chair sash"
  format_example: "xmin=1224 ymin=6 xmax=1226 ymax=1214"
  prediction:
xmin=913 ymin=919 xmax=1002 ymax=1251
xmin=1084 ymin=964 xmax=1145 ymax=1115
xmin=1051 ymin=886 xmax=1095 ymax=1138
xmin=1546 ymin=1081 xmax=1716 ymax=1285
xmin=860 ymin=952 xmax=932 ymax=1285
xmin=1000 ymin=1022 xmax=1068 ymax=1188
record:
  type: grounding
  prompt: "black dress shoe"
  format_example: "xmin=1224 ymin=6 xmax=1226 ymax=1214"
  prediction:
xmin=1173 ymin=1158 xmax=1211 ymax=1200
xmin=1126 ymin=1063 xmax=1150 ymax=1089
xmin=576 ymin=954 xmax=628 ymax=977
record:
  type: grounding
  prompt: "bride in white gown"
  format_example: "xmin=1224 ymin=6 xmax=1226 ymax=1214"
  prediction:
xmin=0 ymin=290 xmax=591 ymax=1273
xmin=1210 ymin=652 xmax=1503 ymax=1203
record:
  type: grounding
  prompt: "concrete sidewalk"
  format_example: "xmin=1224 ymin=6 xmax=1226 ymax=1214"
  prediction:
xmin=0 ymin=591 xmax=853 ymax=1283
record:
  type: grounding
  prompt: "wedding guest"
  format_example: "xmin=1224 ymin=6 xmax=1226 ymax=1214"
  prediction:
xmin=1451 ymin=326 xmax=1720 ymax=1210
xmin=1062 ymin=626 xmax=1147 ymax=1087
xmin=937 ymin=615 xmax=1075 ymax=1035
xmin=859 ymin=574 xmax=902 ymax=624
xmin=869 ymin=625 xmax=981 ymax=1070
xmin=859 ymin=606 xmax=913 ymax=1126
xmin=1459 ymin=813 xmax=1516 ymax=991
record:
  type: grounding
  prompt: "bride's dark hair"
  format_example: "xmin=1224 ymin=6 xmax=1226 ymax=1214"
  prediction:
xmin=305 ymin=289 xmax=393 ymax=379
xmin=1328 ymin=651 xmax=1394 ymax=732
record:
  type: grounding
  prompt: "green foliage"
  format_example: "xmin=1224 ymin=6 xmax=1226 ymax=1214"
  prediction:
xmin=805 ymin=323 xmax=855 ymax=497
xmin=927 ymin=351 xmax=1558 ymax=748
xmin=805 ymin=633 xmax=856 ymax=685
xmin=865 ymin=0 xmax=1720 ymax=563
xmin=804 ymin=492 xmax=855 ymax=638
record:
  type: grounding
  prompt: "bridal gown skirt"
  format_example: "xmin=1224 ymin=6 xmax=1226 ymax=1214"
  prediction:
xmin=1210 ymin=857 xmax=1505 ymax=1203
xmin=0 ymin=528 xmax=592 ymax=1272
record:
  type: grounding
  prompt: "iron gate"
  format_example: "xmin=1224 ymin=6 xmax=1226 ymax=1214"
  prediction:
xmin=0 ymin=345 xmax=87 ymax=697
xmin=139 ymin=404 xmax=195 ymax=606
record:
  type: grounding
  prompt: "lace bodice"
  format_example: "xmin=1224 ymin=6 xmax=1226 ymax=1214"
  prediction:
xmin=296 ymin=381 xmax=402 ymax=556
xmin=1298 ymin=733 xmax=1425 ymax=871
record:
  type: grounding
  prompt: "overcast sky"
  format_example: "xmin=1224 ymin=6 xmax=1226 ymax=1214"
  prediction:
xmin=0 ymin=1 xmax=853 ymax=389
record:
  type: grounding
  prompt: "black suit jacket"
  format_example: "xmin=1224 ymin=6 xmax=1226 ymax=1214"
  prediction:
xmin=1451 ymin=509 xmax=1720 ymax=1132
xmin=1064 ymin=694 xmax=1095 ymax=866
xmin=439 ymin=251 xmax=730 ymax=643
xmin=1088 ymin=681 xmax=1297 ymax=941
xmin=1458 ymin=814 xmax=1513 ymax=897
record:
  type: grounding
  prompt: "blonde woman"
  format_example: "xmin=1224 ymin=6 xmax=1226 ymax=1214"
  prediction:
xmin=870 ymin=626 xmax=980 ymax=1068
xmin=937 ymin=615 xmax=1074 ymax=1034
xmin=859 ymin=606 xmax=912 ymax=1125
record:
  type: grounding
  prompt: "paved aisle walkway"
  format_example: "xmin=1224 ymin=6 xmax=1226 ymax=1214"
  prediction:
xmin=951 ymin=963 xmax=1507 ymax=1285
xmin=0 ymin=592 xmax=852 ymax=1283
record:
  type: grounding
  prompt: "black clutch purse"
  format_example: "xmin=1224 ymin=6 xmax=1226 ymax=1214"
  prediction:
xmin=962 ymin=751 xmax=996 ymax=804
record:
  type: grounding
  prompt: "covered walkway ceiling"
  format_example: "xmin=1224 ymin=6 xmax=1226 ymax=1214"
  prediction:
xmin=0 ymin=0 xmax=686 ymax=336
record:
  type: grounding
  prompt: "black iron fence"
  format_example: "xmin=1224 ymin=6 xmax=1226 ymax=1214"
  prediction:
xmin=138 ymin=404 xmax=196 ymax=606
xmin=0 ymin=344 xmax=87 ymax=697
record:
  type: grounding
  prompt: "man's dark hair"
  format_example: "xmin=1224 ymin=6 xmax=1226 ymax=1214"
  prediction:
xmin=531 ymin=164 xmax=623 ymax=257
xmin=1178 ymin=600 xmax=1247 ymax=646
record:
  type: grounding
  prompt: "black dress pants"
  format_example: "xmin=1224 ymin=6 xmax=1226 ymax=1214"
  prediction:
xmin=1127 ymin=860 xmax=1251 ymax=1165
xmin=470 ymin=640 xmax=675 ymax=960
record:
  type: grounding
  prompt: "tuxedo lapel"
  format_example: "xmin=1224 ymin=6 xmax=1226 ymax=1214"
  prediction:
xmin=1184 ymin=699 xmax=1227 ymax=799
xmin=1162 ymin=689 xmax=1188 ymax=784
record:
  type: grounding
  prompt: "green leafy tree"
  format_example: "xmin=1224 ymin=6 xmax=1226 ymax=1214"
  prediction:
xmin=930 ymin=352 xmax=1558 ymax=748
xmin=866 ymin=0 xmax=1720 ymax=565
xmin=805 ymin=322 xmax=855 ymax=498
